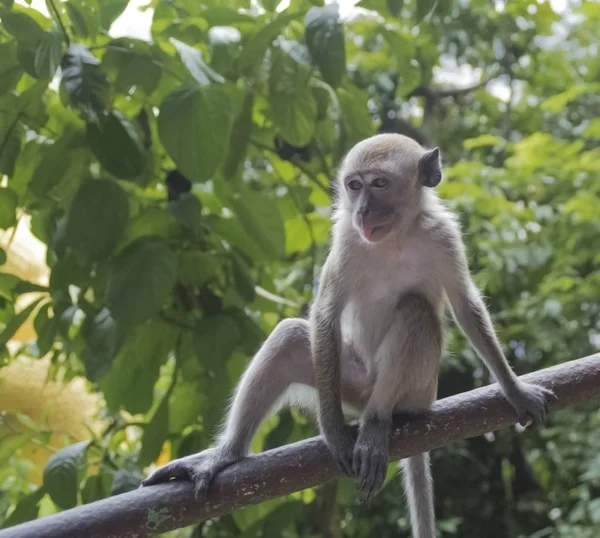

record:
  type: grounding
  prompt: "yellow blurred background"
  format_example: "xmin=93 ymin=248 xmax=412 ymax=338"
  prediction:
xmin=1 ymin=217 xmax=101 ymax=484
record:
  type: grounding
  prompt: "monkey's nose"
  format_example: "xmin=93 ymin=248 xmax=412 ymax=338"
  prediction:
xmin=359 ymin=207 xmax=370 ymax=217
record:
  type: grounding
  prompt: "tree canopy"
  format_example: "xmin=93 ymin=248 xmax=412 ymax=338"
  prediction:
xmin=0 ymin=0 xmax=599 ymax=536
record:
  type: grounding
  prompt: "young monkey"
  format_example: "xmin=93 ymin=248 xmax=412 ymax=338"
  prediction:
xmin=142 ymin=134 xmax=556 ymax=538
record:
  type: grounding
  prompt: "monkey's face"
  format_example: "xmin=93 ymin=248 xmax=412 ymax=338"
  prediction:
xmin=339 ymin=134 xmax=443 ymax=243
xmin=343 ymin=171 xmax=409 ymax=242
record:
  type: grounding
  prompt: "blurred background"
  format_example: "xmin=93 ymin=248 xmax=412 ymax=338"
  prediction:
xmin=0 ymin=0 xmax=599 ymax=536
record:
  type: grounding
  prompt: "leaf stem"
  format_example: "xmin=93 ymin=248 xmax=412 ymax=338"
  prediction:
xmin=48 ymin=0 xmax=71 ymax=46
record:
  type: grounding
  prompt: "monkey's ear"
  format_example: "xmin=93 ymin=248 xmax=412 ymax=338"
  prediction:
xmin=418 ymin=147 xmax=442 ymax=188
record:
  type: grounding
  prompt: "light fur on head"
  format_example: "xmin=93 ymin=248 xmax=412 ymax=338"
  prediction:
xmin=333 ymin=133 xmax=443 ymax=243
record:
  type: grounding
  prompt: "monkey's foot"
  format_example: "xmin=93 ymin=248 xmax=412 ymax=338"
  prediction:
xmin=140 ymin=449 xmax=240 ymax=501
xmin=508 ymin=381 xmax=558 ymax=427
xmin=352 ymin=419 xmax=389 ymax=503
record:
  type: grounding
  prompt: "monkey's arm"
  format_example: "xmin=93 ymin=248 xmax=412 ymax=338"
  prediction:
xmin=309 ymin=264 xmax=355 ymax=475
xmin=442 ymin=246 xmax=556 ymax=425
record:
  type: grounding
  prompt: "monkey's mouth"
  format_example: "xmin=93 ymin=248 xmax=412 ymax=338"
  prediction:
xmin=361 ymin=225 xmax=379 ymax=241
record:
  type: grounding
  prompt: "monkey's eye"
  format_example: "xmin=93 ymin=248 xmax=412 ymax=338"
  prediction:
xmin=347 ymin=179 xmax=362 ymax=190
xmin=372 ymin=177 xmax=389 ymax=188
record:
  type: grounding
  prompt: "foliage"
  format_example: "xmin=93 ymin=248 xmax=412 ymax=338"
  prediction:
xmin=0 ymin=0 xmax=599 ymax=536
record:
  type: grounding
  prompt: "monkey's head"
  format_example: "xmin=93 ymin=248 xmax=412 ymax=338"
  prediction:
xmin=337 ymin=133 xmax=442 ymax=243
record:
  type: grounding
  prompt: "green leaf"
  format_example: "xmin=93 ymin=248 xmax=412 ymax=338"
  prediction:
xmin=87 ymin=110 xmax=146 ymax=179
xmin=260 ymin=0 xmax=279 ymax=12
xmin=16 ymin=45 xmax=38 ymax=78
xmin=463 ymin=134 xmax=506 ymax=150
xmin=81 ymin=307 xmax=121 ymax=382
xmin=263 ymin=409 xmax=295 ymax=450
xmin=229 ymin=309 xmax=263 ymax=354
xmin=60 ymin=44 xmax=109 ymax=121
xmin=138 ymin=394 xmax=169 ymax=466
xmin=231 ymin=252 xmax=256 ymax=302
xmin=262 ymin=500 xmax=303 ymax=535
xmin=222 ymin=89 xmax=254 ymax=180
xmin=239 ymin=12 xmax=301 ymax=77
xmin=28 ymin=131 xmax=82 ymax=198
xmin=65 ymin=179 xmax=129 ymax=261
xmin=0 ymin=248 xmax=5 ymax=266
xmin=102 ymin=38 xmax=162 ymax=96
xmin=386 ymin=0 xmax=404 ymax=16
xmin=194 ymin=313 xmax=239 ymax=371
xmin=158 ymin=84 xmax=234 ymax=182
xmin=1 ymin=487 xmax=46 ymax=529
xmin=178 ymin=250 xmax=220 ymax=287
xmin=336 ymin=84 xmax=374 ymax=151
xmin=0 ymin=188 xmax=18 ymax=230
xmin=0 ymin=125 xmax=22 ymax=177
xmin=0 ymin=92 xmax=23 ymax=177
xmin=66 ymin=0 xmax=100 ymax=39
xmin=202 ymin=7 xmax=255 ymax=26
xmin=33 ymin=302 xmax=58 ymax=356
xmin=99 ymin=0 xmax=129 ymax=30
xmin=12 ymin=280 xmax=49 ymax=295
xmin=168 ymin=379 xmax=202 ymax=433
xmin=81 ymin=474 xmax=109 ymax=504
xmin=228 ymin=191 xmax=286 ymax=259
xmin=415 ymin=0 xmax=439 ymax=22
xmin=269 ymin=50 xmax=317 ymax=147
xmin=0 ymin=297 xmax=45 ymax=349
xmin=102 ymin=321 xmax=178 ymax=414
xmin=111 ymin=468 xmax=143 ymax=496
xmin=34 ymin=28 xmax=63 ymax=79
xmin=167 ymin=193 xmax=204 ymax=238
xmin=105 ymin=238 xmax=178 ymax=327
xmin=583 ymin=118 xmax=600 ymax=139
xmin=43 ymin=441 xmax=89 ymax=510
xmin=194 ymin=316 xmax=238 ymax=434
xmin=232 ymin=496 xmax=291 ymax=531
xmin=304 ymin=5 xmax=346 ymax=88
xmin=209 ymin=21 xmax=242 ymax=75
xmin=540 ymin=82 xmax=600 ymax=113
xmin=211 ymin=216 xmax=266 ymax=262
xmin=170 ymin=38 xmax=225 ymax=86
xmin=0 ymin=272 xmax=21 ymax=300
xmin=0 ymin=42 xmax=24 ymax=95
xmin=66 ymin=3 xmax=89 ymax=38
xmin=120 ymin=208 xmax=179 ymax=247
xmin=2 ymin=11 xmax=45 ymax=47
xmin=49 ymin=249 xmax=90 ymax=291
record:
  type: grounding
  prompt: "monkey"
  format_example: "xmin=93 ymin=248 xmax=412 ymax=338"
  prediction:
xmin=141 ymin=133 xmax=556 ymax=538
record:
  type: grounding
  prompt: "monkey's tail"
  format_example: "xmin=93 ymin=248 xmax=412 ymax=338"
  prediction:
xmin=401 ymin=452 xmax=436 ymax=538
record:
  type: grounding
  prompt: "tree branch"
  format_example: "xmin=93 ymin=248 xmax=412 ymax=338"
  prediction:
xmin=47 ymin=0 xmax=70 ymax=46
xmin=2 ymin=354 xmax=599 ymax=538
xmin=409 ymin=77 xmax=495 ymax=100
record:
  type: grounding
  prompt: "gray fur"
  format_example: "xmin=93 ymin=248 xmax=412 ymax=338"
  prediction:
xmin=142 ymin=134 xmax=556 ymax=538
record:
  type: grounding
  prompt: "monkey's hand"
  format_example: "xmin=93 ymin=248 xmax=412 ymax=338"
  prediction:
xmin=353 ymin=417 xmax=389 ymax=503
xmin=140 ymin=448 xmax=240 ymax=501
xmin=505 ymin=381 xmax=557 ymax=427
xmin=323 ymin=423 xmax=357 ymax=477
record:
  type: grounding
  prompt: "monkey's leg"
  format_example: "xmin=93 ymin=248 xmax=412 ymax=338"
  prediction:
xmin=141 ymin=318 xmax=367 ymax=499
xmin=353 ymin=292 xmax=442 ymax=537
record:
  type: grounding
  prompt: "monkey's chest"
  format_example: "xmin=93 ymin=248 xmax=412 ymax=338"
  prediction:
xmin=340 ymin=271 xmax=420 ymax=360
